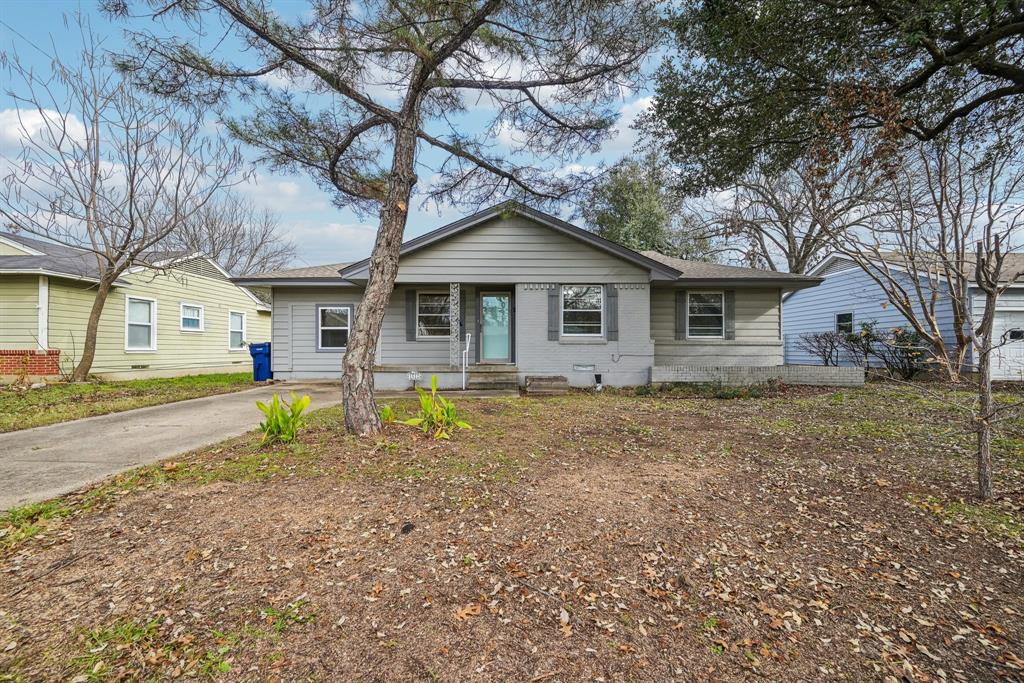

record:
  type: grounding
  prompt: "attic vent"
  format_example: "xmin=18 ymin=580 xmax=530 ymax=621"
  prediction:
xmin=130 ymin=364 xmax=150 ymax=369
xmin=170 ymin=257 xmax=228 ymax=280
xmin=819 ymin=258 xmax=856 ymax=276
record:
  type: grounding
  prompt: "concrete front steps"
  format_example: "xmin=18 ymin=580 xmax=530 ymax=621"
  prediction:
xmin=467 ymin=364 xmax=519 ymax=390
xmin=523 ymin=375 xmax=570 ymax=396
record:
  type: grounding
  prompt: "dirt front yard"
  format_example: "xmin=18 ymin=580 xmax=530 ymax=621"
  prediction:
xmin=1 ymin=385 xmax=1022 ymax=681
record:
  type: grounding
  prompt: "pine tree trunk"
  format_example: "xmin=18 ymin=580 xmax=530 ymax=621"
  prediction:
xmin=340 ymin=120 xmax=419 ymax=435
xmin=72 ymin=278 xmax=113 ymax=381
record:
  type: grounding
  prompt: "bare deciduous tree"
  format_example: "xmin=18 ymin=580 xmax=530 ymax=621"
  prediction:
xmin=830 ymin=125 xmax=1023 ymax=386
xmin=697 ymin=156 xmax=879 ymax=274
xmin=968 ymin=176 xmax=1024 ymax=501
xmin=169 ymin=192 xmax=296 ymax=275
xmin=109 ymin=0 xmax=660 ymax=434
xmin=828 ymin=122 xmax=1023 ymax=499
xmin=0 ymin=17 xmax=243 ymax=380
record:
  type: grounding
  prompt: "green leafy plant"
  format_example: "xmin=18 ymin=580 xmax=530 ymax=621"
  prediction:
xmin=401 ymin=375 xmax=471 ymax=439
xmin=256 ymin=391 xmax=311 ymax=445
xmin=379 ymin=404 xmax=396 ymax=423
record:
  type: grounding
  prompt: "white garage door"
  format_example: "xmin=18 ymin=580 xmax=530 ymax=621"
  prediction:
xmin=993 ymin=310 xmax=1024 ymax=381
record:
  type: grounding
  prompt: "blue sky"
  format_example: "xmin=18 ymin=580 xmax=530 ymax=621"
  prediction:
xmin=0 ymin=1 xmax=655 ymax=267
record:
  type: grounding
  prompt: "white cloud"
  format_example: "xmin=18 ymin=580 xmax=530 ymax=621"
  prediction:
xmin=235 ymin=172 xmax=330 ymax=213
xmin=288 ymin=220 xmax=378 ymax=264
xmin=0 ymin=107 xmax=86 ymax=152
xmin=599 ymin=96 xmax=653 ymax=156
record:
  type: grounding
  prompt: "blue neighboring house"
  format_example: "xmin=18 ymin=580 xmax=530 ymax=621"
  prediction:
xmin=783 ymin=254 xmax=1024 ymax=381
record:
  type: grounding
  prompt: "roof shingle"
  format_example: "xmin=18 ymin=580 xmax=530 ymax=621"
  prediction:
xmin=240 ymin=263 xmax=351 ymax=281
xmin=641 ymin=251 xmax=821 ymax=283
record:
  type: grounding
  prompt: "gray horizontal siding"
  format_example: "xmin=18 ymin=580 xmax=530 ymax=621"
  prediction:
xmin=651 ymin=286 xmax=783 ymax=365
xmin=379 ymin=285 xmax=475 ymax=365
xmin=271 ymin=285 xmax=478 ymax=377
xmin=394 ymin=216 xmax=649 ymax=284
xmin=513 ymin=283 xmax=653 ymax=386
xmin=271 ymin=287 xmax=362 ymax=375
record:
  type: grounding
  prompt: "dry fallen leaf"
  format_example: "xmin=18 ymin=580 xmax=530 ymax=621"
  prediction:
xmin=455 ymin=603 xmax=481 ymax=621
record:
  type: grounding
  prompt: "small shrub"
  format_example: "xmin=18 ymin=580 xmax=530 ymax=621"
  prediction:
xmin=401 ymin=375 xmax=471 ymax=439
xmin=379 ymin=404 xmax=396 ymax=423
xmin=256 ymin=391 xmax=311 ymax=445
xmin=796 ymin=331 xmax=844 ymax=366
xmin=842 ymin=321 xmax=932 ymax=379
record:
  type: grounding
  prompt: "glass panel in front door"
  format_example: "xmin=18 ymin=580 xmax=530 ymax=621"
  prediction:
xmin=481 ymin=294 xmax=511 ymax=362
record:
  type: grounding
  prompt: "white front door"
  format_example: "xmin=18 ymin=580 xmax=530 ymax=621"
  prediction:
xmin=993 ymin=310 xmax=1024 ymax=381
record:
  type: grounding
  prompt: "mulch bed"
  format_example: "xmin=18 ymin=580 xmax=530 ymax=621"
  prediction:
xmin=1 ymin=387 xmax=1022 ymax=681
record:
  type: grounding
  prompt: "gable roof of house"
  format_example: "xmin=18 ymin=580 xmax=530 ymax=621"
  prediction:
xmin=236 ymin=204 xmax=822 ymax=288
xmin=0 ymin=233 xmax=269 ymax=307
xmin=336 ymin=203 xmax=684 ymax=281
xmin=810 ymin=252 xmax=1024 ymax=284
xmin=0 ymin=232 xmax=133 ymax=285
xmin=641 ymin=251 xmax=822 ymax=285
xmin=240 ymin=262 xmax=353 ymax=283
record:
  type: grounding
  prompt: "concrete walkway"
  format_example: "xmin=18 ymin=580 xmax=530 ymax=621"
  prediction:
xmin=0 ymin=383 xmax=341 ymax=511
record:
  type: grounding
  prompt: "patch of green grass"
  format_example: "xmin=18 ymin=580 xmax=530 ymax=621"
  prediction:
xmin=910 ymin=494 xmax=1023 ymax=539
xmin=644 ymin=381 xmax=782 ymax=400
xmin=260 ymin=600 xmax=315 ymax=633
xmin=0 ymin=500 xmax=72 ymax=548
xmin=996 ymin=437 xmax=1024 ymax=473
xmin=198 ymin=645 xmax=233 ymax=676
xmin=0 ymin=373 xmax=254 ymax=432
xmin=72 ymin=619 xmax=162 ymax=681
xmin=945 ymin=501 xmax=1024 ymax=538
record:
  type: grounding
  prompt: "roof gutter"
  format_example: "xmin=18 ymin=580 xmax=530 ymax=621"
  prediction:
xmin=232 ymin=277 xmax=359 ymax=287
xmin=0 ymin=268 xmax=130 ymax=287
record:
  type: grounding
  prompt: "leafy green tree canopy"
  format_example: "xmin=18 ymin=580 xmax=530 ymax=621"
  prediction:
xmin=580 ymin=154 xmax=713 ymax=260
xmin=645 ymin=0 xmax=1024 ymax=195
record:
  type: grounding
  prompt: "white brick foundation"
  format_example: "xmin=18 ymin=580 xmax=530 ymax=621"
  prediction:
xmin=651 ymin=364 xmax=864 ymax=387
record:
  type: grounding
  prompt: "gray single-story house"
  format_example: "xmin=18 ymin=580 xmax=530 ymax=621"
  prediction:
xmin=235 ymin=204 xmax=839 ymax=390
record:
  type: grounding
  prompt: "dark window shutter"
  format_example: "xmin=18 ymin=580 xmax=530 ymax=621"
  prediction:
xmin=547 ymin=287 xmax=560 ymax=341
xmin=605 ymin=285 xmax=619 ymax=341
xmin=405 ymin=289 xmax=416 ymax=341
xmin=675 ymin=290 xmax=687 ymax=340
xmin=724 ymin=290 xmax=736 ymax=340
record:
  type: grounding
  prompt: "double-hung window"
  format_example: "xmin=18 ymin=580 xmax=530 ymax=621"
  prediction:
xmin=416 ymin=292 xmax=451 ymax=338
xmin=126 ymin=296 xmax=157 ymax=351
xmin=835 ymin=312 xmax=854 ymax=334
xmin=180 ymin=303 xmax=204 ymax=331
xmin=561 ymin=285 xmax=603 ymax=336
xmin=228 ymin=311 xmax=246 ymax=350
xmin=687 ymin=292 xmax=724 ymax=338
xmin=318 ymin=305 xmax=351 ymax=350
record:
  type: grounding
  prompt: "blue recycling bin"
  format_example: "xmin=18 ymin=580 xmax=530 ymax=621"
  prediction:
xmin=249 ymin=342 xmax=272 ymax=382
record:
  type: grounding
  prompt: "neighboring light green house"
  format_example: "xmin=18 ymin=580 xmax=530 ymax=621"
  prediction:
xmin=0 ymin=232 xmax=271 ymax=380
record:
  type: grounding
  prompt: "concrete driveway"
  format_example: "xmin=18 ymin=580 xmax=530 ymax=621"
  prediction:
xmin=0 ymin=383 xmax=341 ymax=511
